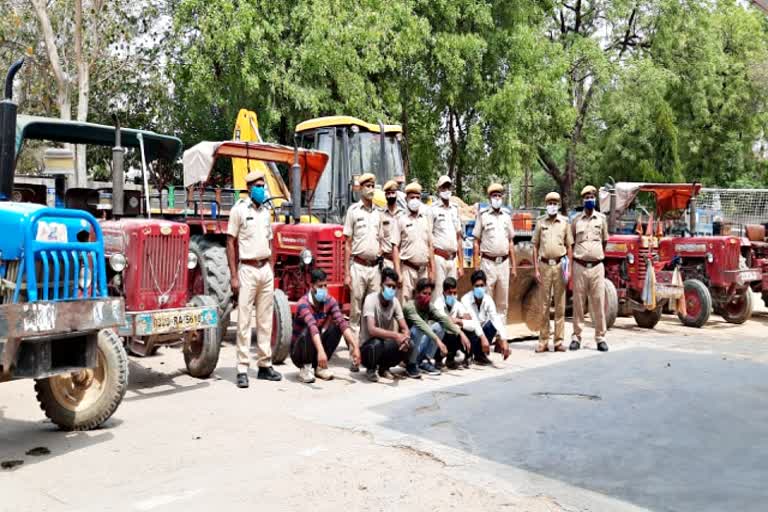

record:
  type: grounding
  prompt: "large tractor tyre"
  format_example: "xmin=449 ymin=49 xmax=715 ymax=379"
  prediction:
xmin=34 ymin=329 xmax=128 ymax=431
xmin=270 ymin=289 xmax=292 ymax=364
xmin=183 ymin=295 xmax=222 ymax=378
xmin=677 ymin=279 xmax=712 ymax=328
xmin=720 ymin=290 xmax=753 ymax=325
xmin=589 ymin=280 xmax=618 ymax=330
xmin=763 ymin=292 xmax=768 ymax=309
xmin=633 ymin=307 xmax=662 ymax=329
xmin=522 ymin=284 xmax=544 ymax=332
xmin=190 ymin=235 xmax=233 ymax=331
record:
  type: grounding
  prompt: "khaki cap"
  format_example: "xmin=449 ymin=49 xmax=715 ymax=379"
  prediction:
xmin=404 ymin=182 xmax=423 ymax=194
xmin=545 ymin=191 xmax=561 ymax=202
xmin=383 ymin=180 xmax=399 ymax=192
xmin=436 ymin=175 xmax=452 ymax=188
xmin=487 ymin=183 xmax=504 ymax=195
xmin=245 ymin=170 xmax=265 ymax=183
xmin=581 ymin=185 xmax=597 ymax=197
xmin=358 ymin=173 xmax=376 ymax=186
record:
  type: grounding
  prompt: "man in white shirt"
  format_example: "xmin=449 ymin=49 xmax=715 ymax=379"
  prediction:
xmin=433 ymin=277 xmax=482 ymax=369
xmin=459 ymin=270 xmax=511 ymax=365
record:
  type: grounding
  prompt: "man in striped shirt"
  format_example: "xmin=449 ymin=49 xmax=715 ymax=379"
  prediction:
xmin=291 ymin=269 xmax=360 ymax=384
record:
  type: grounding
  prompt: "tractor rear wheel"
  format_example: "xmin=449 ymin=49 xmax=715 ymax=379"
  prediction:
xmin=34 ymin=329 xmax=128 ymax=431
xmin=677 ymin=279 xmax=711 ymax=328
xmin=183 ymin=295 xmax=222 ymax=378
xmin=633 ymin=307 xmax=662 ymax=329
xmin=270 ymin=289 xmax=292 ymax=364
xmin=190 ymin=235 xmax=232 ymax=333
xmin=720 ymin=290 xmax=753 ymax=325
xmin=522 ymin=284 xmax=543 ymax=332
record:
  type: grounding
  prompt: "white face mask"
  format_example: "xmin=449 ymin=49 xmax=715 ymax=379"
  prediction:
xmin=408 ymin=198 xmax=422 ymax=212
xmin=439 ymin=190 xmax=452 ymax=201
xmin=490 ymin=198 xmax=502 ymax=210
xmin=546 ymin=204 xmax=559 ymax=216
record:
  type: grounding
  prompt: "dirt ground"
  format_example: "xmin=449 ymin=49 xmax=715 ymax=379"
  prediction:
xmin=2 ymin=297 xmax=767 ymax=512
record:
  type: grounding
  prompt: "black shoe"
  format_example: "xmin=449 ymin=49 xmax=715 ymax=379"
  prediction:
xmin=257 ymin=367 xmax=282 ymax=381
xmin=236 ymin=373 xmax=249 ymax=388
xmin=405 ymin=364 xmax=422 ymax=379
xmin=434 ymin=357 xmax=444 ymax=370
xmin=446 ymin=356 xmax=458 ymax=370
xmin=474 ymin=353 xmax=492 ymax=366
xmin=462 ymin=355 xmax=471 ymax=369
xmin=569 ymin=340 xmax=581 ymax=351
xmin=366 ymin=368 xmax=379 ymax=382
xmin=597 ymin=341 xmax=609 ymax=352
xmin=350 ymin=362 xmax=360 ymax=373
xmin=419 ymin=361 xmax=441 ymax=376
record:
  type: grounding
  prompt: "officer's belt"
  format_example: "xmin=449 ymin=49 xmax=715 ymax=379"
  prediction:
xmin=574 ymin=258 xmax=603 ymax=268
xmin=241 ymin=257 xmax=270 ymax=268
xmin=481 ymin=253 xmax=508 ymax=264
xmin=434 ymin=248 xmax=457 ymax=260
xmin=539 ymin=256 xmax=564 ymax=266
xmin=382 ymin=252 xmax=393 ymax=261
xmin=352 ymin=256 xmax=378 ymax=267
xmin=401 ymin=259 xmax=427 ymax=272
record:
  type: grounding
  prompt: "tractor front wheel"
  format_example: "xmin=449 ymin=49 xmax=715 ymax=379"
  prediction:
xmin=183 ymin=295 xmax=222 ymax=378
xmin=589 ymin=280 xmax=618 ymax=330
xmin=34 ymin=329 xmax=128 ymax=431
xmin=677 ymin=279 xmax=712 ymax=328
xmin=633 ymin=307 xmax=662 ymax=329
xmin=270 ymin=289 xmax=292 ymax=364
xmin=720 ymin=290 xmax=753 ymax=325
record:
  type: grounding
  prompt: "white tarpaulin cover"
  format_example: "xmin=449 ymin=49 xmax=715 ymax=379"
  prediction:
xmin=183 ymin=141 xmax=222 ymax=188
xmin=599 ymin=182 xmax=644 ymax=215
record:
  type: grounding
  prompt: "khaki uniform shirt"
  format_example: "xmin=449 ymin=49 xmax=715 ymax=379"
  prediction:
xmin=473 ymin=207 xmax=514 ymax=257
xmin=380 ymin=206 xmax=404 ymax=255
xmin=227 ymin=199 xmax=272 ymax=260
xmin=572 ymin=211 xmax=609 ymax=261
xmin=397 ymin=210 xmax=433 ymax=265
xmin=533 ymin=214 xmax=573 ymax=259
xmin=343 ymin=201 xmax=382 ymax=261
xmin=430 ymin=202 xmax=462 ymax=253
xmin=360 ymin=292 xmax=404 ymax=343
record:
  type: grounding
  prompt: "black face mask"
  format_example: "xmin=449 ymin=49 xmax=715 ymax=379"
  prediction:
xmin=386 ymin=196 xmax=397 ymax=206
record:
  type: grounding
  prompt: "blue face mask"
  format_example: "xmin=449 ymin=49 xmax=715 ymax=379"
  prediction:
xmin=473 ymin=286 xmax=485 ymax=300
xmin=382 ymin=286 xmax=396 ymax=302
xmin=444 ymin=294 xmax=456 ymax=307
xmin=584 ymin=198 xmax=596 ymax=210
xmin=314 ymin=287 xmax=328 ymax=303
xmin=250 ymin=185 xmax=266 ymax=204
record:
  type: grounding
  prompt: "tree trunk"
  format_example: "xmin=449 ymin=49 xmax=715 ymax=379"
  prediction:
xmin=447 ymin=108 xmax=460 ymax=196
xmin=31 ymin=0 xmax=71 ymax=121
xmin=75 ymin=0 xmax=88 ymax=186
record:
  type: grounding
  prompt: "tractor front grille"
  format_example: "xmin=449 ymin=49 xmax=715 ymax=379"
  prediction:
xmin=140 ymin=234 xmax=187 ymax=294
xmin=315 ymin=240 xmax=342 ymax=282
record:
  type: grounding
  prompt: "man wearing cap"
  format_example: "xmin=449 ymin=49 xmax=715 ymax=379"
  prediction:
xmin=227 ymin=170 xmax=282 ymax=388
xmin=570 ymin=185 xmax=610 ymax=352
xmin=381 ymin=180 xmax=404 ymax=272
xmin=472 ymin=183 xmax=517 ymax=322
xmin=343 ymin=173 xmax=383 ymax=345
xmin=395 ymin=181 xmax=434 ymax=301
xmin=532 ymin=192 xmax=573 ymax=352
xmin=430 ymin=175 xmax=464 ymax=301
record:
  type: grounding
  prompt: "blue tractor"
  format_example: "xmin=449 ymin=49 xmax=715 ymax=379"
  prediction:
xmin=0 ymin=58 xmax=128 ymax=430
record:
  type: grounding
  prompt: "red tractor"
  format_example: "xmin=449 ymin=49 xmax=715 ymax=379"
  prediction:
xmin=13 ymin=115 xmax=222 ymax=376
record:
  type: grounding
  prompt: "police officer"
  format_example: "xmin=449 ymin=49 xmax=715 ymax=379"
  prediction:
xmin=395 ymin=182 xmax=434 ymax=301
xmin=227 ymin=170 xmax=282 ymax=388
xmin=431 ymin=175 xmax=464 ymax=301
xmin=571 ymin=185 xmax=610 ymax=352
xmin=381 ymin=180 xmax=404 ymax=271
xmin=472 ymin=183 xmax=517 ymax=322
xmin=532 ymin=192 xmax=573 ymax=352
xmin=343 ymin=173 xmax=383 ymax=344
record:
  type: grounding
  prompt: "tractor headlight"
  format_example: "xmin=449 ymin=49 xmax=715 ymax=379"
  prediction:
xmin=300 ymin=249 xmax=313 ymax=266
xmin=707 ymin=253 xmax=714 ymax=263
xmin=627 ymin=253 xmax=635 ymax=265
xmin=109 ymin=253 xmax=127 ymax=272
xmin=187 ymin=251 xmax=199 ymax=269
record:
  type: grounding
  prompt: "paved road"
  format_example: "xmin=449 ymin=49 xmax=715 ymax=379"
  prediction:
xmin=2 ymin=305 xmax=768 ymax=512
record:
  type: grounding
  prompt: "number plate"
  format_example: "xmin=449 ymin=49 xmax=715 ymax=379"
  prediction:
xmin=122 ymin=306 xmax=218 ymax=336
xmin=737 ymin=270 xmax=761 ymax=284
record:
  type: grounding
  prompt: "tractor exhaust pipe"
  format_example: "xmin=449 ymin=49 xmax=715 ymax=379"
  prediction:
xmin=112 ymin=113 xmax=125 ymax=217
xmin=291 ymin=139 xmax=301 ymax=224
xmin=0 ymin=57 xmax=24 ymax=201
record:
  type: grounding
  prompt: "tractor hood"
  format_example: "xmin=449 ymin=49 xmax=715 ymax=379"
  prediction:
xmin=600 ymin=182 xmax=701 ymax=217
xmin=0 ymin=202 xmax=94 ymax=259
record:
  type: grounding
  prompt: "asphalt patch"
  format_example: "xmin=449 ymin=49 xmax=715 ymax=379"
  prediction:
xmin=25 ymin=446 xmax=51 ymax=456
xmin=1 ymin=460 xmax=24 ymax=470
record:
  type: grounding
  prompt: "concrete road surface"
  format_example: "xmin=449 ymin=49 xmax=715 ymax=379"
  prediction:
xmin=2 ymin=301 xmax=768 ymax=512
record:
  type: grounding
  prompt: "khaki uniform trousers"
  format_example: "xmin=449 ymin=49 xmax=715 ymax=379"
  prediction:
xmin=400 ymin=264 xmax=429 ymax=303
xmin=572 ymin=262 xmax=606 ymax=342
xmin=433 ymin=254 xmax=458 ymax=302
xmin=236 ymin=263 xmax=274 ymax=373
xmin=481 ymin=258 xmax=510 ymax=322
xmin=538 ymin=263 xmax=566 ymax=347
xmin=349 ymin=261 xmax=381 ymax=338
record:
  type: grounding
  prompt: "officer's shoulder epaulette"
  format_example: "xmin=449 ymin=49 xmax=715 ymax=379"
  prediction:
xmin=478 ymin=206 xmax=491 ymax=215
xmin=535 ymin=214 xmax=549 ymax=222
